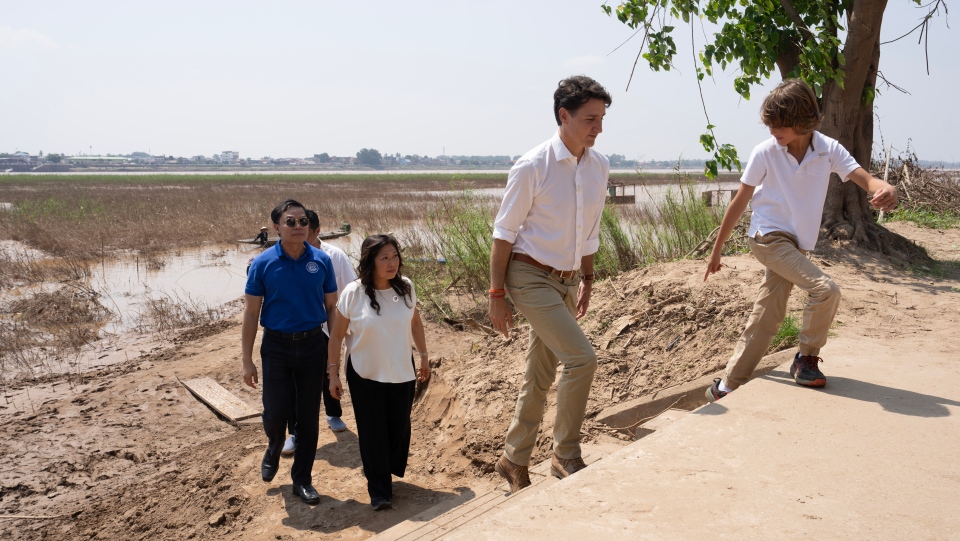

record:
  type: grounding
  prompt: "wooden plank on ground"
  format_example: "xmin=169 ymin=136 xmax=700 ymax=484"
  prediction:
xmin=180 ymin=377 xmax=260 ymax=422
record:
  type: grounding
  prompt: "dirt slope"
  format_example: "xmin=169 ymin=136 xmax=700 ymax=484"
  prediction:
xmin=2 ymin=222 xmax=957 ymax=540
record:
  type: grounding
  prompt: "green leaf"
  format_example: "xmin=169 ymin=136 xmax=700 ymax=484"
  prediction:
xmin=705 ymin=160 xmax=719 ymax=179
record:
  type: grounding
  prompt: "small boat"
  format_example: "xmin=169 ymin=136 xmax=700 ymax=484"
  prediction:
xmin=237 ymin=237 xmax=279 ymax=247
xmin=237 ymin=224 xmax=350 ymax=246
xmin=318 ymin=228 xmax=350 ymax=241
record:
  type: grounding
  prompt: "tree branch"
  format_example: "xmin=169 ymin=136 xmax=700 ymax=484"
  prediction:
xmin=778 ymin=0 xmax=815 ymax=41
xmin=876 ymin=71 xmax=911 ymax=95
xmin=624 ymin=3 xmax=660 ymax=92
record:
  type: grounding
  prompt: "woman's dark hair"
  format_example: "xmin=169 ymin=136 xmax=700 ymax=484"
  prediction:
xmin=357 ymin=234 xmax=412 ymax=314
xmin=270 ymin=199 xmax=306 ymax=224
xmin=553 ymin=75 xmax=612 ymax=126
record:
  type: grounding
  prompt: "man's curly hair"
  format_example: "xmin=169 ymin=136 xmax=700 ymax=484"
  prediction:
xmin=553 ymin=75 xmax=612 ymax=126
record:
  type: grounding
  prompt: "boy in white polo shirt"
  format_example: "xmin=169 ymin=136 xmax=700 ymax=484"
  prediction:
xmin=703 ymin=79 xmax=898 ymax=402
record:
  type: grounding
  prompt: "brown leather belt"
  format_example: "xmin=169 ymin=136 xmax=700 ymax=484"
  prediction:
xmin=511 ymin=253 xmax=578 ymax=279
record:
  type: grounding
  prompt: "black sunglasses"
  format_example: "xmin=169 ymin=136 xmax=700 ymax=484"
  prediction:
xmin=283 ymin=217 xmax=310 ymax=227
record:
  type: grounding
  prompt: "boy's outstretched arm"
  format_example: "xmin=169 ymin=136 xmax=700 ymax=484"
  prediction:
xmin=847 ymin=168 xmax=898 ymax=211
xmin=704 ymin=183 xmax=756 ymax=282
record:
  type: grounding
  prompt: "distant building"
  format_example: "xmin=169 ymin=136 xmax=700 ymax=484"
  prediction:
xmin=220 ymin=151 xmax=239 ymax=164
xmin=0 ymin=152 xmax=38 ymax=166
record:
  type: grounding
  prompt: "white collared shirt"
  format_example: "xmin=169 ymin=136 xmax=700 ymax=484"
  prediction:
xmin=742 ymin=131 xmax=860 ymax=251
xmin=493 ymin=131 xmax=609 ymax=271
xmin=320 ymin=241 xmax=357 ymax=337
xmin=320 ymin=241 xmax=357 ymax=292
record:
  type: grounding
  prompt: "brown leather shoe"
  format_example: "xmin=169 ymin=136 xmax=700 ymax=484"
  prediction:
xmin=495 ymin=454 xmax=531 ymax=494
xmin=550 ymin=453 xmax=587 ymax=480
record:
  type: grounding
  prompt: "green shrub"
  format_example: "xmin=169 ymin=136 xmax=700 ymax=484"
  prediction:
xmin=595 ymin=204 xmax=639 ymax=278
xmin=769 ymin=313 xmax=800 ymax=352
xmin=633 ymin=181 xmax=725 ymax=265
xmin=887 ymin=208 xmax=960 ymax=229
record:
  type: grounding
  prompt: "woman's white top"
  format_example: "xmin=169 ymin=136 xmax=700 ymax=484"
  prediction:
xmin=337 ymin=277 xmax=416 ymax=383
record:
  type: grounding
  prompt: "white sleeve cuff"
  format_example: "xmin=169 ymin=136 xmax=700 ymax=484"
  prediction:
xmin=493 ymin=226 xmax=518 ymax=244
xmin=583 ymin=237 xmax=600 ymax=256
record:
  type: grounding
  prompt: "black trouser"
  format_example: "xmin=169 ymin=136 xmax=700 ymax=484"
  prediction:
xmin=286 ymin=364 xmax=343 ymax=435
xmin=260 ymin=329 xmax=327 ymax=486
xmin=346 ymin=357 xmax=416 ymax=502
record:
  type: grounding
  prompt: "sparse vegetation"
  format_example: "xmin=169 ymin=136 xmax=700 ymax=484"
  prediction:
xmin=888 ymin=208 xmax=960 ymax=229
xmin=769 ymin=313 xmax=801 ymax=352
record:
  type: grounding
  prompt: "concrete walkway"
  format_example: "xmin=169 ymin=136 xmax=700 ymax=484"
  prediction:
xmin=442 ymin=336 xmax=960 ymax=540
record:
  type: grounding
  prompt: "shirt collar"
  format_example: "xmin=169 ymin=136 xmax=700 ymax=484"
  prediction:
xmin=273 ymin=240 xmax=311 ymax=261
xmin=775 ymin=131 xmax=821 ymax=157
xmin=550 ymin=131 xmax=579 ymax=163
xmin=809 ymin=130 xmax=823 ymax=152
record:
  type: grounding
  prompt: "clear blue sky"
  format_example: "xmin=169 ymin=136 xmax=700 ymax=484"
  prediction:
xmin=2 ymin=1 xmax=956 ymax=162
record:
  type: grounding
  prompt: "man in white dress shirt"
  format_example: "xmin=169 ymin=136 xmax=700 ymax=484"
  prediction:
xmin=488 ymin=75 xmax=611 ymax=494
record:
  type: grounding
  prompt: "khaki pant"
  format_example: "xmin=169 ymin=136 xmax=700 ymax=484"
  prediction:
xmin=723 ymin=231 xmax=840 ymax=390
xmin=503 ymin=260 xmax=598 ymax=466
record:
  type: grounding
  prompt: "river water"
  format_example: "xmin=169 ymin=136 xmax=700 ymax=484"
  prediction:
xmin=87 ymin=234 xmax=358 ymax=334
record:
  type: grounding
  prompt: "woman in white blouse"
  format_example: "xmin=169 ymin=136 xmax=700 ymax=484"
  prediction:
xmin=327 ymin=234 xmax=430 ymax=511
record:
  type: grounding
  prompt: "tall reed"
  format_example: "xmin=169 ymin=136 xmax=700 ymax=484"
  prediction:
xmin=632 ymin=181 xmax=725 ymax=266
xmin=401 ymin=191 xmax=499 ymax=319
xmin=595 ymin=204 xmax=639 ymax=278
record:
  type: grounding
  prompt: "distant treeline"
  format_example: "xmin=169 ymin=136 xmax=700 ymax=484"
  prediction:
xmin=916 ymin=160 xmax=960 ymax=169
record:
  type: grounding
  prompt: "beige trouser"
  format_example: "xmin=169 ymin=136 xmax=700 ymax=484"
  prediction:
xmin=723 ymin=231 xmax=841 ymax=390
xmin=503 ymin=260 xmax=598 ymax=466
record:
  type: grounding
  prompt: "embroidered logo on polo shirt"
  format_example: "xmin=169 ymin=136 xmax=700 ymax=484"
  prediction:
xmin=306 ymin=262 xmax=320 ymax=273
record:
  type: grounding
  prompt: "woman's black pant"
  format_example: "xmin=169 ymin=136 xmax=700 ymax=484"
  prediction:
xmin=346 ymin=357 xmax=415 ymax=502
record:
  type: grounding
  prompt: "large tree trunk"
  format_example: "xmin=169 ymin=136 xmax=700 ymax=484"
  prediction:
xmin=794 ymin=0 xmax=925 ymax=259
xmin=818 ymin=0 xmax=885 ymax=248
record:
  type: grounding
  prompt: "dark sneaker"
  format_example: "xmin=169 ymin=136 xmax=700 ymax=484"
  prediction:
xmin=705 ymin=378 xmax=729 ymax=403
xmin=495 ymin=454 xmax=531 ymax=494
xmin=371 ymin=497 xmax=392 ymax=511
xmin=550 ymin=454 xmax=587 ymax=480
xmin=790 ymin=353 xmax=827 ymax=387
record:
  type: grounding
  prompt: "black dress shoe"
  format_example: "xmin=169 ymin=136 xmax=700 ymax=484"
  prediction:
xmin=371 ymin=497 xmax=392 ymax=511
xmin=293 ymin=484 xmax=320 ymax=505
xmin=261 ymin=450 xmax=279 ymax=482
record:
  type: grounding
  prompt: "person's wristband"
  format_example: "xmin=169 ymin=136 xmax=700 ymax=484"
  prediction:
xmin=581 ymin=274 xmax=595 ymax=282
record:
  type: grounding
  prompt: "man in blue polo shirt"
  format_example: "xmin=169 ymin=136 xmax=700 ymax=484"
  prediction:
xmin=241 ymin=199 xmax=338 ymax=506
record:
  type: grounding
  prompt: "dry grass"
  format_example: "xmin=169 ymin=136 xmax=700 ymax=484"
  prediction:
xmin=0 ymin=172 xmax=737 ymax=260
xmin=132 ymin=291 xmax=229 ymax=340
xmin=0 ymin=174 xmax=509 ymax=259
xmin=0 ymin=284 xmax=110 ymax=384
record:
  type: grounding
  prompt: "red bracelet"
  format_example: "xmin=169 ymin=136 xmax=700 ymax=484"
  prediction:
xmin=489 ymin=288 xmax=505 ymax=293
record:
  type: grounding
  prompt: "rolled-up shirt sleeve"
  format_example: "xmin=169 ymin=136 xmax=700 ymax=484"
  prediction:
xmin=493 ymin=161 xmax=536 ymax=244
